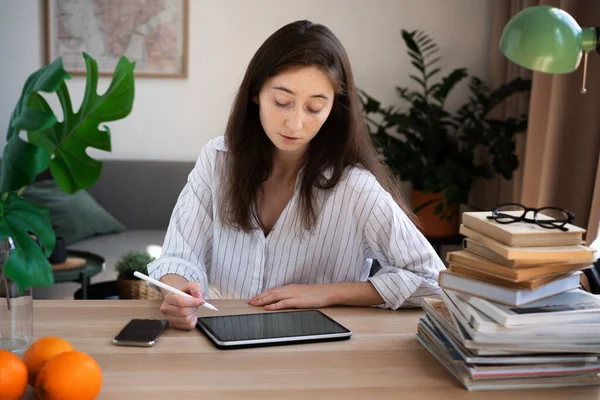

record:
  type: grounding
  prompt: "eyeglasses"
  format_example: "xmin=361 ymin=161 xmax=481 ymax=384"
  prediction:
xmin=486 ymin=203 xmax=575 ymax=231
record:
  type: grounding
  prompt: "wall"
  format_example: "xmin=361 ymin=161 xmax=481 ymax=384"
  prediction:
xmin=0 ymin=0 xmax=494 ymax=161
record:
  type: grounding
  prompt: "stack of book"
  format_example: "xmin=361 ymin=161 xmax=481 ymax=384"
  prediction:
xmin=418 ymin=292 xmax=600 ymax=390
xmin=416 ymin=211 xmax=600 ymax=390
xmin=443 ymin=211 xmax=596 ymax=306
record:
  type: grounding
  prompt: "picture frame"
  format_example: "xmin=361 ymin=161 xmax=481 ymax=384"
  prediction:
xmin=44 ymin=0 xmax=189 ymax=78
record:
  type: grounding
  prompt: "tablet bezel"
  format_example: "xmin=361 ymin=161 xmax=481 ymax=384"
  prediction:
xmin=196 ymin=309 xmax=352 ymax=349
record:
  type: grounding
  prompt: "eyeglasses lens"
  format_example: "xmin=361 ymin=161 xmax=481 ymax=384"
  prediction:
xmin=495 ymin=204 xmax=526 ymax=222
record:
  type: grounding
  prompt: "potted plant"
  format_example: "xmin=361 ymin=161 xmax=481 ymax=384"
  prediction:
xmin=0 ymin=53 xmax=135 ymax=351
xmin=115 ymin=251 xmax=160 ymax=300
xmin=359 ymin=30 xmax=531 ymax=237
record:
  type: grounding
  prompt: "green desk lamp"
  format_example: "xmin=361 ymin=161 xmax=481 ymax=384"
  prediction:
xmin=499 ymin=5 xmax=599 ymax=93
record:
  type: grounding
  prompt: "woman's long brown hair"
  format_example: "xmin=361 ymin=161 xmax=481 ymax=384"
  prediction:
xmin=220 ymin=20 xmax=416 ymax=231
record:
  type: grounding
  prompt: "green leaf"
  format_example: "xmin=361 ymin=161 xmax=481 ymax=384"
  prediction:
xmin=0 ymin=138 xmax=51 ymax=195
xmin=0 ymin=193 xmax=55 ymax=291
xmin=426 ymin=68 xmax=441 ymax=80
xmin=26 ymin=93 xmax=60 ymax=154
xmin=115 ymin=250 xmax=155 ymax=277
xmin=1 ymin=58 xmax=71 ymax=192
xmin=425 ymin=56 xmax=442 ymax=67
xmin=396 ymin=87 xmax=423 ymax=104
xmin=410 ymin=61 xmax=425 ymax=73
xmin=432 ymin=68 xmax=468 ymax=105
xmin=402 ymin=30 xmax=420 ymax=54
xmin=30 ymin=53 xmax=135 ymax=194
xmin=417 ymin=37 xmax=434 ymax=48
xmin=487 ymin=77 xmax=532 ymax=113
xmin=421 ymin=44 xmax=438 ymax=56
xmin=407 ymin=50 xmax=423 ymax=63
xmin=12 ymin=108 xmax=57 ymax=132
xmin=409 ymin=75 xmax=426 ymax=88
xmin=358 ymin=90 xmax=382 ymax=114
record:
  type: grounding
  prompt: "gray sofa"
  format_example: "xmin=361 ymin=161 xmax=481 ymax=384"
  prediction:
xmin=34 ymin=160 xmax=195 ymax=299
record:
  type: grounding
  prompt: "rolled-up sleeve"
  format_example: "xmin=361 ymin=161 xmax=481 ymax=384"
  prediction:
xmin=147 ymin=140 xmax=216 ymax=297
xmin=365 ymin=192 xmax=445 ymax=309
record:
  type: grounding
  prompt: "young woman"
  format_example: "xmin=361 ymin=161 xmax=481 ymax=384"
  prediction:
xmin=148 ymin=20 xmax=445 ymax=330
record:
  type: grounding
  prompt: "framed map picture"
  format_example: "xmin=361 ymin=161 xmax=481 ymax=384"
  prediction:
xmin=44 ymin=0 xmax=189 ymax=78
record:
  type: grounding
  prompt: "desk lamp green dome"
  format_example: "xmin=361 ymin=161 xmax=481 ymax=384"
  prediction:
xmin=499 ymin=5 xmax=599 ymax=93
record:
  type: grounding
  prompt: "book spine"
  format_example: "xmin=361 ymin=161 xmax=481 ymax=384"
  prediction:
xmin=459 ymin=226 xmax=511 ymax=259
xmin=462 ymin=239 xmax=516 ymax=266
xmin=460 ymin=227 xmax=594 ymax=262
xmin=448 ymin=264 xmax=534 ymax=288
xmin=446 ymin=254 xmax=519 ymax=280
xmin=439 ymin=271 xmax=521 ymax=306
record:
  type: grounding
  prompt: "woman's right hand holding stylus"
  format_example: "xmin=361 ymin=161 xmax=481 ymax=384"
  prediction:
xmin=159 ymin=279 xmax=205 ymax=330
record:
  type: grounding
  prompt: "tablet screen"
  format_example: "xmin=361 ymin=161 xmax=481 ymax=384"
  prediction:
xmin=196 ymin=310 xmax=351 ymax=347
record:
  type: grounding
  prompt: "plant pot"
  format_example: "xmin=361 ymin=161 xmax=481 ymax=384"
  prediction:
xmin=410 ymin=190 xmax=460 ymax=238
xmin=117 ymin=276 xmax=161 ymax=300
xmin=0 ymin=238 xmax=33 ymax=353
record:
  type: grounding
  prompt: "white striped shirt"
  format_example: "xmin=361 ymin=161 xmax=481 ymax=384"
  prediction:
xmin=148 ymin=136 xmax=445 ymax=309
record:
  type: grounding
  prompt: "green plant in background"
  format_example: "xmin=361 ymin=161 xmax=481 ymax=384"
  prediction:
xmin=115 ymin=251 xmax=155 ymax=280
xmin=0 ymin=53 xmax=135 ymax=292
xmin=359 ymin=30 xmax=531 ymax=218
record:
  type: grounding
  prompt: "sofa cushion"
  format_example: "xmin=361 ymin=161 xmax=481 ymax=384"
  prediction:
xmin=86 ymin=160 xmax=195 ymax=230
xmin=22 ymin=180 xmax=125 ymax=245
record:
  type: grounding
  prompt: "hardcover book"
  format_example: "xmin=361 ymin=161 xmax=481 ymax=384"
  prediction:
xmin=438 ymin=270 xmax=582 ymax=307
xmin=446 ymin=250 xmax=591 ymax=281
xmin=459 ymin=226 xmax=595 ymax=262
xmin=462 ymin=211 xmax=585 ymax=247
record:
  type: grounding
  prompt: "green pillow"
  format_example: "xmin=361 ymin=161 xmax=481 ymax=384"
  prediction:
xmin=22 ymin=180 xmax=125 ymax=245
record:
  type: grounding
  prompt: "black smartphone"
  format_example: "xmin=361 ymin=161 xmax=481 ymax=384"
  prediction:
xmin=112 ymin=319 xmax=168 ymax=347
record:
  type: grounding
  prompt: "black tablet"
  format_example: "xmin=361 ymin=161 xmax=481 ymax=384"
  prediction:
xmin=196 ymin=310 xmax=352 ymax=349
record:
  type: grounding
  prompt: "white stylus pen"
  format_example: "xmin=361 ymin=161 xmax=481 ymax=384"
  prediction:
xmin=133 ymin=271 xmax=219 ymax=311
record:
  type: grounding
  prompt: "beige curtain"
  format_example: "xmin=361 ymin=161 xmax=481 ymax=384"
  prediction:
xmin=470 ymin=0 xmax=534 ymax=210
xmin=474 ymin=0 xmax=600 ymax=244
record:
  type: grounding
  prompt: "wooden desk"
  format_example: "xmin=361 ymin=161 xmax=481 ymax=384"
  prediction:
xmin=23 ymin=300 xmax=600 ymax=400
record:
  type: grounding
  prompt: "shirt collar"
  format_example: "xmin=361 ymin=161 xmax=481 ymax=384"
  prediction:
xmin=215 ymin=136 xmax=335 ymax=181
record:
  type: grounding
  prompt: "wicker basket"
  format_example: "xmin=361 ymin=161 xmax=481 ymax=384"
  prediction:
xmin=117 ymin=277 xmax=161 ymax=300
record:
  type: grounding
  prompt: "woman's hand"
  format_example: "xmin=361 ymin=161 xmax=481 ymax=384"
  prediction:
xmin=248 ymin=284 xmax=335 ymax=310
xmin=159 ymin=281 xmax=205 ymax=330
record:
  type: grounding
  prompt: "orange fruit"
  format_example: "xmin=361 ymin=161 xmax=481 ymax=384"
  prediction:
xmin=22 ymin=336 xmax=74 ymax=386
xmin=35 ymin=350 xmax=102 ymax=400
xmin=0 ymin=349 xmax=28 ymax=400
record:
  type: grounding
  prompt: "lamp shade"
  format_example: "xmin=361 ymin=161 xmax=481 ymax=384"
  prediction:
xmin=499 ymin=5 xmax=597 ymax=73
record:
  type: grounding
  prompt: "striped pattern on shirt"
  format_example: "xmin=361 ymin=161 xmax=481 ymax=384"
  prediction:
xmin=148 ymin=136 xmax=445 ymax=309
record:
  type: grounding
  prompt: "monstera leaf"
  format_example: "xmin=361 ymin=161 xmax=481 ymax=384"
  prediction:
xmin=28 ymin=53 xmax=135 ymax=194
xmin=0 ymin=53 xmax=135 ymax=291
xmin=0 ymin=58 xmax=70 ymax=193
xmin=0 ymin=193 xmax=55 ymax=291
